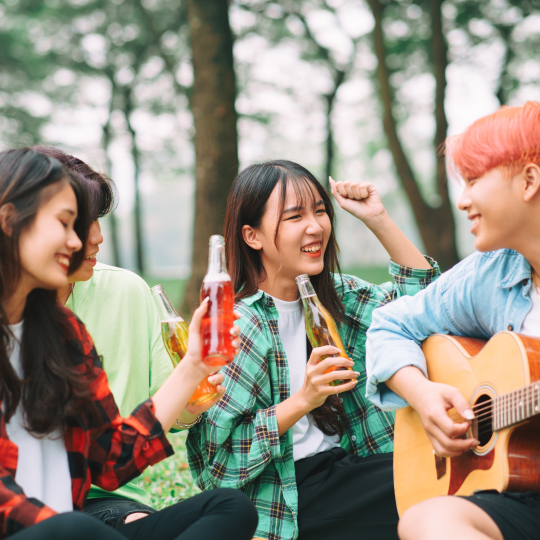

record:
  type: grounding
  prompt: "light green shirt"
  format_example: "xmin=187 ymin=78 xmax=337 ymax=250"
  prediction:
xmin=67 ymin=263 xmax=173 ymax=506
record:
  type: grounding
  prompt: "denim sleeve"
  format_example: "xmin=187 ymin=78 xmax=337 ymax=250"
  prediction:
xmin=365 ymin=255 xmax=486 ymax=410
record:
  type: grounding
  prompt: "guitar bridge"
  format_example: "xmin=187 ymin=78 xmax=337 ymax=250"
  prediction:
xmin=435 ymin=454 xmax=447 ymax=479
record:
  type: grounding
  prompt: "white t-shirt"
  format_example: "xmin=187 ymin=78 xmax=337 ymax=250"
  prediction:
xmin=6 ymin=321 xmax=73 ymax=514
xmin=271 ymin=296 xmax=340 ymax=462
xmin=520 ymin=281 xmax=540 ymax=337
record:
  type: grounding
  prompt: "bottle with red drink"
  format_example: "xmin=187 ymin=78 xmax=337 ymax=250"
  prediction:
xmin=200 ymin=235 xmax=236 ymax=366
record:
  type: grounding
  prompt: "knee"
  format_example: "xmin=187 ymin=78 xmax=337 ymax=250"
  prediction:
xmin=398 ymin=504 xmax=425 ymax=540
xmin=44 ymin=512 xmax=108 ymax=540
xmin=212 ymin=489 xmax=258 ymax=531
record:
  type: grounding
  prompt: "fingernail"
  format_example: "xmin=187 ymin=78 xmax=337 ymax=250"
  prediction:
xmin=463 ymin=409 xmax=475 ymax=420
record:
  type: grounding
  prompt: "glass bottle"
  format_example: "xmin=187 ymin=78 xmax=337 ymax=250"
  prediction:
xmin=200 ymin=235 xmax=236 ymax=366
xmin=151 ymin=284 xmax=218 ymax=405
xmin=295 ymin=274 xmax=352 ymax=387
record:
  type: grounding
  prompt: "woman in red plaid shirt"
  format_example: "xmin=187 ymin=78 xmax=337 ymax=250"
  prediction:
xmin=0 ymin=148 xmax=257 ymax=540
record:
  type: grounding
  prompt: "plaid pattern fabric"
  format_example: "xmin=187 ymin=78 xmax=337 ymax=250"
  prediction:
xmin=187 ymin=258 xmax=439 ymax=540
xmin=0 ymin=308 xmax=173 ymax=538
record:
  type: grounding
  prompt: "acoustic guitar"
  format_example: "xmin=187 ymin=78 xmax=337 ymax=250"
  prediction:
xmin=394 ymin=332 xmax=540 ymax=516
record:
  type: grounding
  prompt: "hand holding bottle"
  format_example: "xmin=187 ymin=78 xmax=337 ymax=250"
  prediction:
xmin=298 ymin=346 xmax=359 ymax=410
xmin=181 ymin=298 xmax=241 ymax=383
xmin=152 ymin=299 xmax=241 ymax=434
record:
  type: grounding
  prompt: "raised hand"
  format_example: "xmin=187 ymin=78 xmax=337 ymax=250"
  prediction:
xmin=329 ymin=177 xmax=387 ymax=226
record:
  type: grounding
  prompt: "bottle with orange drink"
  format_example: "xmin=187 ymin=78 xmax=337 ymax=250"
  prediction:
xmin=295 ymin=274 xmax=352 ymax=386
xmin=150 ymin=284 xmax=219 ymax=405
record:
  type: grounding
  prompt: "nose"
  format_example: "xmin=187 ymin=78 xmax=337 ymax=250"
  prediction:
xmin=88 ymin=220 xmax=104 ymax=246
xmin=306 ymin=213 xmax=324 ymax=235
xmin=457 ymin=185 xmax=471 ymax=212
xmin=67 ymin=229 xmax=83 ymax=253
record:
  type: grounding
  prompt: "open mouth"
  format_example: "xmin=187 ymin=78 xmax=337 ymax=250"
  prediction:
xmin=56 ymin=254 xmax=71 ymax=271
xmin=301 ymin=242 xmax=322 ymax=257
xmin=469 ymin=214 xmax=481 ymax=232
xmin=84 ymin=254 xmax=98 ymax=266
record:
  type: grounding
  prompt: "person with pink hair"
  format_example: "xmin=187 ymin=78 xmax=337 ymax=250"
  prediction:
xmin=366 ymin=101 xmax=540 ymax=540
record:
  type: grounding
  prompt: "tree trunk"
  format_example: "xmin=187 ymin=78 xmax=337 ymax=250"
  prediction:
xmin=323 ymin=69 xmax=346 ymax=190
xmin=122 ymin=86 xmax=145 ymax=275
xmin=367 ymin=0 xmax=459 ymax=270
xmin=430 ymin=0 xmax=459 ymax=269
xmin=181 ymin=0 xmax=238 ymax=316
xmin=101 ymin=79 xmax=121 ymax=268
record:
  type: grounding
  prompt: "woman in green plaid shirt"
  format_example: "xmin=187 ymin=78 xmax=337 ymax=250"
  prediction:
xmin=187 ymin=160 xmax=440 ymax=540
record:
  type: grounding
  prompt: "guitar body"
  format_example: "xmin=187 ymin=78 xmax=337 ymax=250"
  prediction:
xmin=394 ymin=332 xmax=540 ymax=516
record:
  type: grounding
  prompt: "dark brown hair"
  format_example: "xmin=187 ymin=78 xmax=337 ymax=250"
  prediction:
xmin=33 ymin=146 xmax=117 ymax=221
xmin=0 ymin=148 xmax=98 ymax=434
xmin=224 ymin=160 xmax=345 ymax=438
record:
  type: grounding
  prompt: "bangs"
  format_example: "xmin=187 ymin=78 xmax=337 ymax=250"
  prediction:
xmin=446 ymin=101 xmax=540 ymax=181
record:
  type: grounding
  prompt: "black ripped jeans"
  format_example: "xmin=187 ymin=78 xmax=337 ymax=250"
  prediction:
xmin=10 ymin=489 xmax=258 ymax=540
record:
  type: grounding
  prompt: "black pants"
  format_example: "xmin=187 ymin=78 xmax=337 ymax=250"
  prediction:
xmin=463 ymin=490 xmax=540 ymax=540
xmin=295 ymin=448 xmax=399 ymax=540
xmin=10 ymin=489 xmax=257 ymax=540
xmin=84 ymin=496 xmax=155 ymax=527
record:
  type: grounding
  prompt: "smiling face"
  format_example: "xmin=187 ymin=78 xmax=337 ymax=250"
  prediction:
xmin=68 ymin=220 xmax=104 ymax=283
xmin=18 ymin=181 xmax=83 ymax=292
xmin=246 ymin=179 xmax=332 ymax=287
xmin=456 ymin=165 xmax=539 ymax=252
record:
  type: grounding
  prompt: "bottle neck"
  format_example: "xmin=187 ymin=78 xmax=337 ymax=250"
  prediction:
xmin=296 ymin=275 xmax=316 ymax=299
xmin=207 ymin=239 xmax=227 ymax=276
xmin=151 ymin=285 xmax=180 ymax=321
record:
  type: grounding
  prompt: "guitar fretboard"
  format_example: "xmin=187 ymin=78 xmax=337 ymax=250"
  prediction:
xmin=493 ymin=382 xmax=540 ymax=431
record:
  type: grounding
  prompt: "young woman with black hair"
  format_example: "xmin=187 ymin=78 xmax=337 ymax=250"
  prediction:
xmin=187 ymin=160 xmax=440 ymax=540
xmin=32 ymin=146 xmax=227 ymax=527
xmin=0 ymin=148 xmax=257 ymax=540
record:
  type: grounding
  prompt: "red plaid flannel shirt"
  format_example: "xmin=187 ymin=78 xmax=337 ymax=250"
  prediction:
xmin=0 ymin=308 xmax=174 ymax=538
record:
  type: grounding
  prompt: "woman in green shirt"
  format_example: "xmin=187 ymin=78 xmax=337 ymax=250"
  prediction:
xmin=187 ymin=160 xmax=440 ymax=540
xmin=35 ymin=147 xmax=227 ymax=527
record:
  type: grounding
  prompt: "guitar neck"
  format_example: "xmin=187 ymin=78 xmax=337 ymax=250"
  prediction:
xmin=493 ymin=382 xmax=540 ymax=430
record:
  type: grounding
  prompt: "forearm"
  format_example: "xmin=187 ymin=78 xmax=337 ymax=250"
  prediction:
xmin=385 ymin=366 xmax=430 ymax=408
xmin=152 ymin=356 xmax=205 ymax=432
xmin=276 ymin=393 xmax=311 ymax=436
xmin=367 ymin=213 xmax=431 ymax=269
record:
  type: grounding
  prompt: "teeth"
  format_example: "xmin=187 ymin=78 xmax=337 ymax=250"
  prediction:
xmin=301 ymin=244 xmax=321 ymax=253
xmin=57 ymin=255 xmax=70 ymax=266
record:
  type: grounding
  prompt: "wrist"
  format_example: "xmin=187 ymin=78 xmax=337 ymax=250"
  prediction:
xmin=176 ymin=353 xmax=207 ymax=384
xmin=290 ymin=391 xmax=313 ymax=416
xmin=363 ymin=210 xmax=391 ymax=232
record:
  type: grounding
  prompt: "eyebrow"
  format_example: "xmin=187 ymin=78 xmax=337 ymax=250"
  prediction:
xmin=59 ymin=208 xmax=77 ymax=216
xmin=283 ymin=199 xmax=325 ymax=214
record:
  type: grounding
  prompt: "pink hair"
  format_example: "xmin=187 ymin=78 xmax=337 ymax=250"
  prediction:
xmin=446 ymin=101 xmax=540 ymax=181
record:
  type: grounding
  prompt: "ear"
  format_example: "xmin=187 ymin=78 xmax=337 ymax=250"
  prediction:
xmin=0 ymin=203 xmax=15 ymax=237
xmin=522 ymin=163 xmax=540 ymax=202
xmin=242 ymin=224 xmax=262 ymax=251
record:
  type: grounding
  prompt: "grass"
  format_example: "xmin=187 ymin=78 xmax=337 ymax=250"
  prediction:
xmin=139 ymin=265 xmax=390 ymax=508
xmin=137 ymin=431 xmax=201 ymax=509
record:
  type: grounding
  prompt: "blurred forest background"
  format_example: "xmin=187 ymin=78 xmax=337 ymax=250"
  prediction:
xmin=1 ymin=0 xmax=540 ymax=313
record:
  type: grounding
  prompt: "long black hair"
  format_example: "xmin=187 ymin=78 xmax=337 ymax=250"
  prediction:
xmin=224 ymin=160 xmax=345 ymax=438
xmin=0 ymin=148 xmax=97 ymax=435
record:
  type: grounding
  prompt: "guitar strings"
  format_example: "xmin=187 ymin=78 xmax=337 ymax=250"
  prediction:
xmin=446 ymin=395 xmax=540 ymax=427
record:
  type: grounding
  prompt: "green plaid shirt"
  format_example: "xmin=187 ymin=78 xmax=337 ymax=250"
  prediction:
xmin=187 ymin=258 xmax=439 ymax=540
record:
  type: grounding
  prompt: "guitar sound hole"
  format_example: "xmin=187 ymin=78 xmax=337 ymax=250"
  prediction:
xmin=473 ymin=394 xmax=493 ymax=447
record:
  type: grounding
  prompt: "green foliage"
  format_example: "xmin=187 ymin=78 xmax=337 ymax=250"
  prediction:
xmin=137 ymin=431 xmax=200 ymax=509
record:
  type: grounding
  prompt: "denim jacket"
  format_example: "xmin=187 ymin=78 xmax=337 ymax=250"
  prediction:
xmin=366 ymin=249 xmax=535 ymax=410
